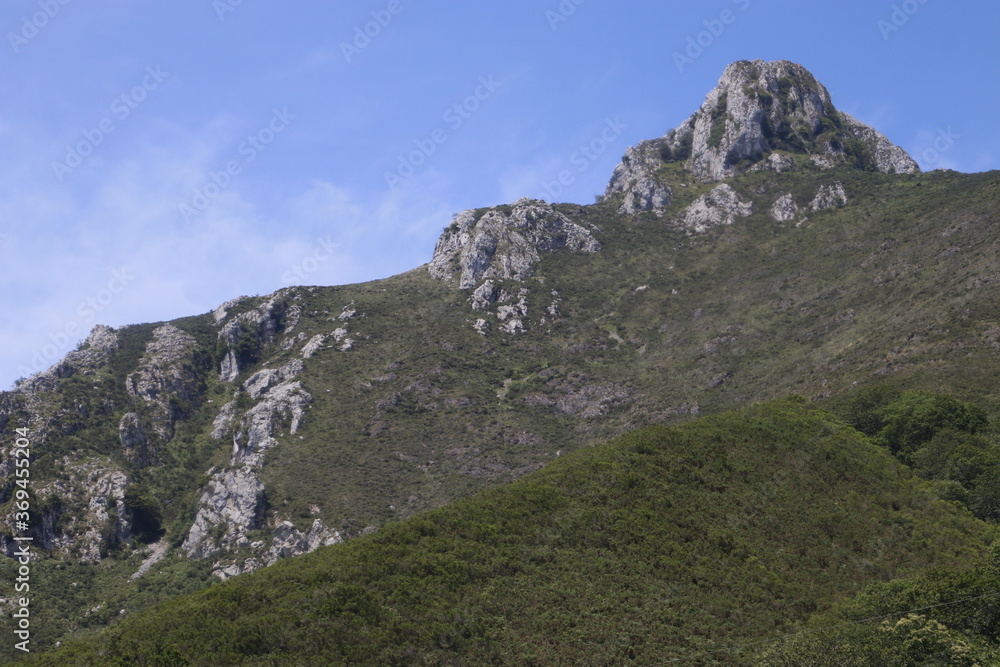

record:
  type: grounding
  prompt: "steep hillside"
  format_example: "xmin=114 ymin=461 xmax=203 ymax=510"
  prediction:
xmin=16 ymin=399 xmax=994 ymax=665
xmin=3 ymin=59 xmax=1000 ymax=655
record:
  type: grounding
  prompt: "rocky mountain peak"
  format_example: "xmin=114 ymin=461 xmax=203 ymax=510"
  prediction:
xmin=605 ymin=59 xmax=919 ymax=214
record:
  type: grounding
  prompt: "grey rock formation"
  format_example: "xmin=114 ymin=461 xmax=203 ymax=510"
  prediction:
xmin=243 ymin=360 xmax=305 ymax=400
xmin=604 ymin=144 xmax=672 ymax=215
xmin=185 ymin=358 xmax=312 ymax=563
xmin=130 ymin=539 xmax=169 ymax=580
xmin=300 ymin=327 xmax=352 ymax=359
xmin=496 ymin=288 xmax=530 ymax=335
xmin=840 ymin=113 xmax=920 ymax=175
xmin=679 ymin=184 xmax=753 ymax=233
xmin=770 ymin=194 xmax=800 ymax=222
xmin=210 ymin=400 xmax=239 ymax=440
xmin=217 ymin=293 xmax=292 ymax=382
xmin=26 ymin=458 xmax=132 ymax=561
xmin=231 ymin=381 xmax=311 ymax=465
xmin=263 ymin=519 xmax=342 ymax=565
xmin=470 ymin=280 xmax=499 ymax=311
xmin=213 ymin=296 xmax=251 ymax=324
xmin=16 ymin=325 xmax=119 ymax=394
xmin=605 ymin=59 xmax=919 ymax=189
xmin=181 ymin=467 xmax=265 ymax=559
xmin=547 ymin=290 xmax=561 ymax=317
xmin=301 ymin=334 xmax=325 ymax=359
xmin=469 ymin=285 xmax=532 ymax=336
xmin=811 ymin=155 xmax=834 ymax=169
xmin=118 ymin=413 xmax=153 ymax=468
xmin=125 ymin=324 xmax=201 ymax=441
xmin=211 ymin=518 xmax=342 ymax=580
xmin=77 ymin=467 xmax=131 ymax=561
xmin=428 ymin=198 xmax=600 ymax=289
xmin=811 ymin=182 xmax=848 ymax=211
xmin=750 ymin=152 xmax=795 ymax=174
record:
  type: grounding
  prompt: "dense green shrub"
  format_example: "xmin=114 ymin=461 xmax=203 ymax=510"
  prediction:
xmin=708 ymin=92 xmax=729 ymax=149
xmin=876 ymin=391 xmax=988 ymax=459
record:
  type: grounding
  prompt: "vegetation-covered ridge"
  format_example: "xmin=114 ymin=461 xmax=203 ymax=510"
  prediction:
xmin=18 ymin=398 xmax=993 ymax=665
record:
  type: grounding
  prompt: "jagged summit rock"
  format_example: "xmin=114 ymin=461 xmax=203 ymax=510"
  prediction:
xmin=605 ymin=59 xmax=919 ymax=213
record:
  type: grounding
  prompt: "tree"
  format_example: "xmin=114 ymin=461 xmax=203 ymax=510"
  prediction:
xmin=875 ymin=391 xmax=987 ymax=461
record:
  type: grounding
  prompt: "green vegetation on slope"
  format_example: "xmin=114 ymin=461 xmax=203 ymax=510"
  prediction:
xmin=760 ymin=544 xmax=1000 ymax=665
xmin=832 ymin=386 xmax=1000 ymax=524
xmin=21 ymin=399 xmax=992 ymax=665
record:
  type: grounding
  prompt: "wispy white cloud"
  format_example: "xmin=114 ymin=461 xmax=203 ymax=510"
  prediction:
xmin=0 ymin=114 xmax=456 ymax=388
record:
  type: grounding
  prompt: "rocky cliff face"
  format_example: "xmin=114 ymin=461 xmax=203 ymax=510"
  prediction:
xmin=183 ymin=305 xmax=332 ymax=576
xmin=428 ymin=198 xmax=601 ymax=337
xmin=428 ymin=198 xmax=600 ymax=289
xmin=604 ymin=145 xmax=673 ymax=216
xmin=126 ymin=324 xmax=204 ymax=444
xmin=679 ymin=183 xmax=754 ymax=233
xmin=216 ymin=293 xmax=296 ymax=382
xmin=603 ymin=60 xmax=918 ymax=215
xmin=677 ymin=59 xmax=919 ymax=181
xmin=0 ymin=289 xmax=333 ymax=574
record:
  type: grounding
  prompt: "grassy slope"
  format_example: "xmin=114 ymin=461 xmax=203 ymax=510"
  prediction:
xmin=22 ymin=399 xmax=993 ymax=665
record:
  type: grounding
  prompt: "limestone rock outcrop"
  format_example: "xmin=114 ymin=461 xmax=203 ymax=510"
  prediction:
xmin=604 ymin=144 xmax=672 ymax=215
xmin=770 ymin=193 xmax=800 ymax=222
xmin=428 ymin=198 xmax=600 ymax=289
xmin=184 ymin=356 xmax=312 ymax=568
xmin=810 ymin=182 xmax=849 ymax=211
xmin=8 ymin=458 xmax=133 ymax=562
xmin=125 ymin=324 xmax=202 ymax=441
xmin=230 ymin=380 xmax=311 ymax=466
xmin=119 ymin=413 xmax=153 ymax=468
xmin=15 ymin=325 xmax=119 ymax=395
xmin=211 ymin=519 xmax=343 ymax=580
xmin=604 ymin=59 xmax=919 ymax=191
xmin=679 ymin=184 xmax=753 ymax=233
xmin=216 ymin=293 xmax=294 ymax=382
xmin=264 ymin=519 xmax=342 ymax=565
xmin=181 ymin=466 xmax=265 ymax=560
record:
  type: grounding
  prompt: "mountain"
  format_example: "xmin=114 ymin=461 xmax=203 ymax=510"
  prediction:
xmin=3 ymin=59 xmax=1000 ymax=660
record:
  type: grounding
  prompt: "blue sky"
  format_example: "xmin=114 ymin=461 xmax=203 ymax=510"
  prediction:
xmin=2 ymin=0 xmax=998 ymax=389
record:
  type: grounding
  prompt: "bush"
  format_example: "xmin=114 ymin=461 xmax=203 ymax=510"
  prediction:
xmin=876 ymin=391 xmax=987 ymax=460
xmin=707 ymin=92 xmax=728 ymax=149
xmin=911 ymin=429 xmax=992 ymax=482
xmin=970 ymin=468 xmax=1000 ymax=522
xmin=835 ymin=383 xmax=902 ymax=437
